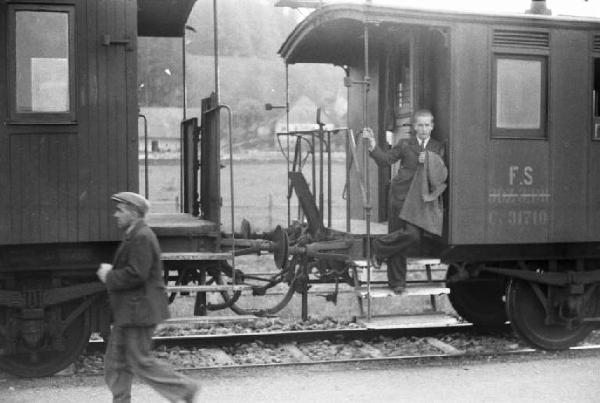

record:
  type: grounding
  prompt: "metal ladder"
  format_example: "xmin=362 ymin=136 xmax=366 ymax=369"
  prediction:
xmin=350 ymin=257 xmax=458 ymax=329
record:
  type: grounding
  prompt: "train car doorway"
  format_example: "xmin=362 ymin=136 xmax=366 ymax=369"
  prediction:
xmin=374 ymin=26 xmax=451 ymax=227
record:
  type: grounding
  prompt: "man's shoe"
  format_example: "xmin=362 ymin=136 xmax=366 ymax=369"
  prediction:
xmin=370 ymin=256 xmax=382 ymax=269
xmin=183 ymin=385 xmax=201 ymax=403
xmin=391 ymin=285 xmax=406 ymax=295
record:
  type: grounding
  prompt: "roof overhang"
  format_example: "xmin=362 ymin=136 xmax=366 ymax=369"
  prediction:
xmin=138 ymin=0 xmax=196 ymax=37
xmin=279 ymin=3 xmax=600 ymax=65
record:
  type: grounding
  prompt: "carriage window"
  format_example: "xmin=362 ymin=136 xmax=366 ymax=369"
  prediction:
xmin=493 ymin=56 xmax=547 ymax=138
xmin=593 ymin=58 xmax=600 ymax=140
xmin=8 ymin=5 xmax=75 ymax=122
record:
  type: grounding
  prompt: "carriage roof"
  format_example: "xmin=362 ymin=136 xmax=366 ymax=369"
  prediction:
xmin=279 ymin=3 xmax=600 ymax=65
xmin=138 ymin=0 xmax=196 ymax=37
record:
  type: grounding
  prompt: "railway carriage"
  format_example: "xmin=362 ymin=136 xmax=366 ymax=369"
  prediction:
xmin=0 ymin=0 xmax=216 ymax=377
xmin=278 ymin=0 xmax=600 ymax=349
xmin=2 ymin=0 xmax=600 ymax=378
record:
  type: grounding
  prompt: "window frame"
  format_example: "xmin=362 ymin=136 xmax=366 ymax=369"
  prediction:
xmin=593 ymin=57 xmax=600 ymax=140
xmin=491 ymin=53 xmax=548 ymax=139
xmin=7 ymin=3 xmax=76 ymax=124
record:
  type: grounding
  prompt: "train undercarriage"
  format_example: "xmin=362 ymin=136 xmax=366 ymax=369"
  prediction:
xmin=2 ymin=219 xmax=600 ymax=377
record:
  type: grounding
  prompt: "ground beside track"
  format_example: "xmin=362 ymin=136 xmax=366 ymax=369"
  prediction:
xmin=2 ymin=349 xmax=600 ymax=402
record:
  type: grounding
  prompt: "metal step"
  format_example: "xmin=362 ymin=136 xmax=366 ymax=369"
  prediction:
xmin=165 ymin=284 xmax=252 ymax=293
xmin=359 ymin=313 xmax=459 ymax=329
xmin=350 ymin=257 xmax=442 ymax=267
xmin=161 ymin=252 xmax=232 ymax=261
xmin=350 ymin=258 xmax=447 ymax=282
xmin=356 ymin=284 xmax=449 ymax=299
xmin=354 ymin=268 xmax=447 ymax=283
xmin=163 ymin=315 xmax=258 ymax=325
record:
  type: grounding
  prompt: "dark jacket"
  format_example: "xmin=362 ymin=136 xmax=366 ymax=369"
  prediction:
xmin=399 ymin=151 xmax=448 ymax=236
xmin=106 ymin=221 xmax=170 ymax=327
xmin=370 ymin=136 xmax=445 ymax=209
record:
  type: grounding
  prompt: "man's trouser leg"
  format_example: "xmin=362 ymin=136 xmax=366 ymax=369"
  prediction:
xmin=105 ymin=326 xmax=134 ymax=403
xmin=374 ymin=205 xmax=420 ymax=288
xmin=124 ymin=326 xmax=197 ymax=402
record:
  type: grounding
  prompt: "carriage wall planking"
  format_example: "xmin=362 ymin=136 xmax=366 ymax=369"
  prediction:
xmin=0 ymin=0 xmax=138 ymax=245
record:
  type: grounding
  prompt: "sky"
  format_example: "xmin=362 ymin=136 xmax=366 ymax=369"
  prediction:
xmin=317 ymin=0 xmax=600 ymax=18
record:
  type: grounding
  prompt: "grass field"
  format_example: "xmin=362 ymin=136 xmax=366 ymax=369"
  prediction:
xmin=140 ymin=156 xmax=350 ymax=232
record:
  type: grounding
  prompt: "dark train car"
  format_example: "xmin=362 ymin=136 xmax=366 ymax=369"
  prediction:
xmin=279 ymin=1 xmax=600 ymax=349
xmin=0 ymin=0 xmax=221 ymax=377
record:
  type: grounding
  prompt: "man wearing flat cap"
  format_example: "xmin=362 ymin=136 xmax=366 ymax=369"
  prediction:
xmin=97 ymin=192 xmax=200 ymax=403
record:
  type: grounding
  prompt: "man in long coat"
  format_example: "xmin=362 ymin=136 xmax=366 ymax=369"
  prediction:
xmin=363 ymin=109 xmax=445 ymax=293
xmin=97 ymin=192 xmax=200 ymax=403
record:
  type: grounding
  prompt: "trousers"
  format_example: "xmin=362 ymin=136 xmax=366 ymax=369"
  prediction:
xmin=104 ymin=325 xmax=197 ymax=403
xmin=372 ymin=205 xmax=421 ymax=287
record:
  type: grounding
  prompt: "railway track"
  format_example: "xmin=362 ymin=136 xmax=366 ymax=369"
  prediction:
xmin=76 ymin=325 xmax=600 ymax=375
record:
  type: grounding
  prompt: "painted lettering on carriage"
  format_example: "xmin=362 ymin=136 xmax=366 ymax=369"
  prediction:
xmin=488 ymin=188 xmax=550 ymax=204
xmin=509 ymin=165 xmax=533 ymax=186
xmin=488 ymin=209 xmax=548 ymax=226
xmin=489 ymin=166 xmax=549 ymax=226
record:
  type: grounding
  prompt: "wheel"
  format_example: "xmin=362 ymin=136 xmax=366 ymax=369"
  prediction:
xmin=506 ymin=279 xmax=598 ymax=350
xmin=0 ymin=301 xmax=92 ymax=377
xmin=446 ymin=264 xmax=507 ymax=326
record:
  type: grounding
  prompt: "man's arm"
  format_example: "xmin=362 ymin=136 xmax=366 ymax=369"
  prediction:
xmin=370 ymin=141 xmax=406 ymax=166
xmin=105 ymin=235 xmax=153 ymax=291
xmin=361 ymin=127 xmax=405 ymax=166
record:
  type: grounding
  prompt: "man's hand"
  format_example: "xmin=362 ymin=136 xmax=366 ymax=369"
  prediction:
xmin=97 ymin=263 xmax=113 ymax=283
xmin=361 ymin=128 xmax=376 ymax=151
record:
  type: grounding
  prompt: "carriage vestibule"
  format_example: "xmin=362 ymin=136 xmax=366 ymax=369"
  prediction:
xmin=365 ymin=25 xmax=450 ymax=222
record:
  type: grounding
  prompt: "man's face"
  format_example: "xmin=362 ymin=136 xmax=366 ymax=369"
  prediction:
xmin=113 ymin=203 xmax=137 ymax=230
xmin=414 ymin=115 xmax=434 ymax=141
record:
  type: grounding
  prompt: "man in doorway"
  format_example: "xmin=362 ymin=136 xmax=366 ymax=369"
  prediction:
xmin=97 ymin=192 xmax=200 ymax=403
xmin=362 ymin=109 xmax=446 ymax=294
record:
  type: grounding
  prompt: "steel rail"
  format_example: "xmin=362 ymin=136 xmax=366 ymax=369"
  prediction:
xmin=171 ymin=344 xmax=600 ymax=373
xmin=83 ymin=325 xmax=600 ymax=373
xmin=87 ymin=322 xmax=499 ymax=352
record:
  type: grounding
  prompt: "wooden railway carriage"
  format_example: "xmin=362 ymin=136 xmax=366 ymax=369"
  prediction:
xmin=0 ymin=0 xmax=218 ymax=377
xmin=3 ymin=0 xmax=600 ymax=378
xmin=278 ymin=2 xmax=600 ymax=349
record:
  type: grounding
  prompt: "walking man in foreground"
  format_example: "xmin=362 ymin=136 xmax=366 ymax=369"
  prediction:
xmin=97 ymin=192 xmax=200 ymax=403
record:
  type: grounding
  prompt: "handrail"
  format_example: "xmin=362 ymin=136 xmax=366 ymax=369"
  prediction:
xmin=346 ymin=129 xmax=370 ymax=210
xmin=202 ymin=103 xmax=236 ymax=282
xmin=138 ymin=113 xmax=149 ymax=199
xmin=221 ymin=104 xmax=236 ymax=280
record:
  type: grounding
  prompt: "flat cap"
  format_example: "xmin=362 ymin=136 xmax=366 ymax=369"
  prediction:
xmin=111 ymin=192 xmax=150 ymax=216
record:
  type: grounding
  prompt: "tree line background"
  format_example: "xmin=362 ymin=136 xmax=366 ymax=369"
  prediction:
xmin=137 ymin=0 xmax=347 ymax=150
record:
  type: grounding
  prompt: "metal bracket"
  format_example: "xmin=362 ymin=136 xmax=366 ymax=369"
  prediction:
xmin=428 ymin=27 xmax=450 ymax=48
xmin=102 ymin=34 xmax=133 ymax=51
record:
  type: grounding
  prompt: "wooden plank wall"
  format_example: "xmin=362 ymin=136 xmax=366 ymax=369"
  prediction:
xmin=0 ymin=0 xmax=138 ymax=245
xmin=9 ymin=134 xmax=78 ymax=243
xmin=80 ymin=0 xmax=138 ymax=242
xmin=0 ymin=2 xmax=9 ymax=241
xmin=449 ymin=23 xmax=489 ymax=245
xmin=549 ymin=29 xmax=589 ymax=242
xmin=589 ymin=50 xmax=600 ymax=240
xmin=450 ymin=24 xmax=593 ymax=245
